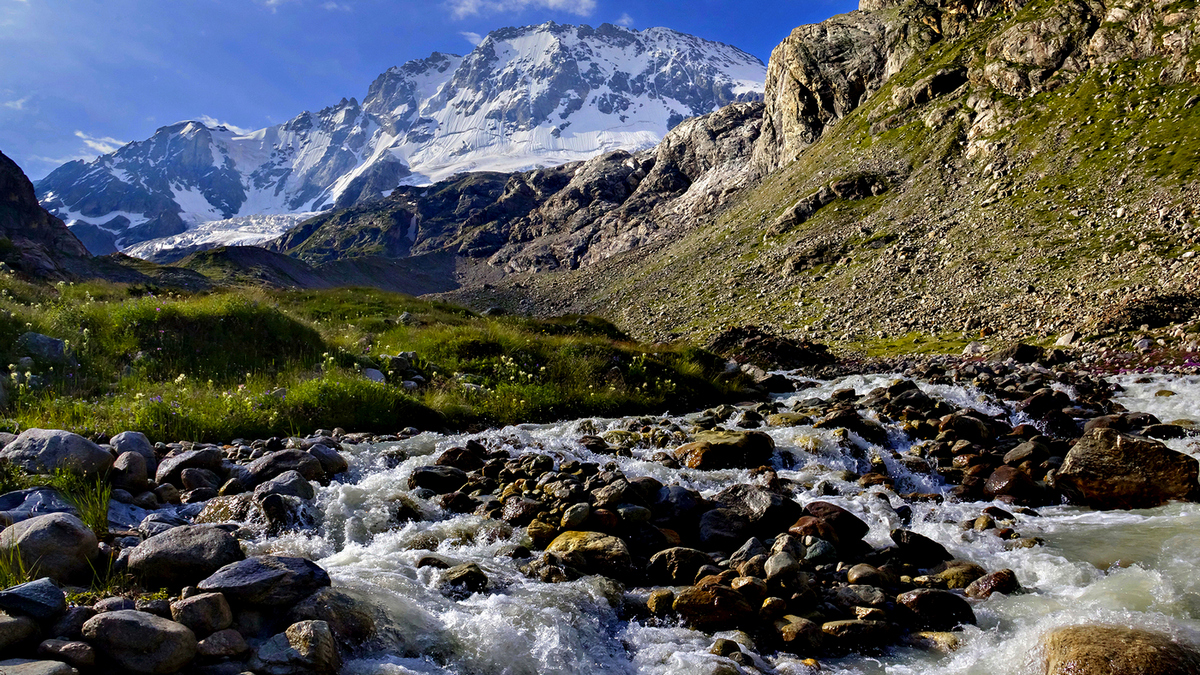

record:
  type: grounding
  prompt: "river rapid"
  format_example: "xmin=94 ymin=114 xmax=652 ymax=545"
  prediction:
xmin=249 ymin=373 xmax=1200 ymax=675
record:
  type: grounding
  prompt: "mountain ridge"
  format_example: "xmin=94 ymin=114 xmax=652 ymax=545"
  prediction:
xmin=35 ymin=21 xmax=766 ymax=257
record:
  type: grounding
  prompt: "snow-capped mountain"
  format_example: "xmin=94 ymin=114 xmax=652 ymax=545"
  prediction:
xmin=36 ymin=22 xmax=766 ymax=255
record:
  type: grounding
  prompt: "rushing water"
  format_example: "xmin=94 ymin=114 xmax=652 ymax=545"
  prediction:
xmin=251 ymin=373 xmax=1200 ymax=675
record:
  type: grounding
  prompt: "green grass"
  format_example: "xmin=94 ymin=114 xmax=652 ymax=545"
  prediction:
xmin=0 ymin=542 xmax=33 ymax=589
xmin=42 ymin=469 xmax=111 ymax=539
xmin=0 ymin=278 xmax=744 ymax=441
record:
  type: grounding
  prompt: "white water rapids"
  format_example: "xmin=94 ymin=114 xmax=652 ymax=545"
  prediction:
xmin=250 ymin=374 xmax=1200 ymax=675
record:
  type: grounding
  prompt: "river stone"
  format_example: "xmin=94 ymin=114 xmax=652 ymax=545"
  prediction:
xmin=246 ymin=450 xmax=325 ymax=487
xmin=128 ymin=525 xmax=245 ymax=590
xmin=560 ymin=503 xmax=591 ymax=529
xmin=0 ymin=659 xmax=79 ymax=675
xmin=674 ymin=430 xmax=775 ymax=470
xmin=181 ymin=468 xmax=221 ymax=491
xmin=155 ymin=448 xmax=223 ymax=486
xmin=0 ymin=429 xmax=112 ymax=477
xmin=0 ymin=614 xmax=41 ymax=653
xmin=804 ymin=501 xmax=869 ymax=542
xmin=407 ymin=466 xmax=468 ymax=494
xmin=81 ymin=610 xmax=197 ymax=674
xmin=137 ymin=511 xmax=189 ymax=538
xmin=109 ymin=431 xmax=156 ymax=472
xmin=194 ymin=494 xmax=257 ymax=524
xmin=170 ymin=592 xmax=232 ymax=637
xmin=249 ymin=620 xmax=340 ymax=675
xmin=49 ymin=607 xmax=96 ymax=642
xmin=1053 ymin=429 xmax=1200 ymax=509
xmin=197 ymin=556 xmax=331 ymax=606
xmin=647 ymin=547 xmax=714 ymax=585
xmin=813 ymin=408 xmax=889 ymax=446
xmin=764 ymin=552 xmax=805 ymax=585
xmin=984 ymin=466 xmax=1045 ymax=505
xmin=286 ymin=588 xmax=376 ymax=646
xmin=896 ymin=589 xmax=976 ymax=630
xmin=306 ymin=445 xmax=348 ymax=477
xmin=821 ymin=620 xmax=893 ymax=651
xmin=440 ymin=563 xmax=489 ymax=599
xmin=890 ymin=529 xmax=953 ymax=568
xmin=672 ymin=585 xmax=754 ymax=631
xmin=110 ymin=451 xmax=149 ymax=493
xmin=196 ymin=628 xmax=249 ymax=659
xmin=713 ymin=484 xmax=803 ymax=536
xmin=846 ymin=564 xmax=884 ymax=586
xmin=545 ymin=532 xmax=632 ymax=578
xmin=0 ymin=513 xmax=98 ymax=583
xmin=934 ymin=560 xmax=987 ymax=589
xmin=253 ymin=470 xmax=316 ymax=501
xmin=1042 ymin=625 xmax=1200 ymax=675
xmin=35 ymin=640 xmax=94 ymax=669
xmin=966 ymin=568 xmax=1020 ymax=599
xmin=0 ymin=578 xmax=66 ymax=621
xmin=697 ymin=508 xmax=751 ymax=552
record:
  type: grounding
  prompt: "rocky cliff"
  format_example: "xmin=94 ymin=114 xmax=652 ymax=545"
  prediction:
xmin=0 ymin=150 xmax=92 ymax=279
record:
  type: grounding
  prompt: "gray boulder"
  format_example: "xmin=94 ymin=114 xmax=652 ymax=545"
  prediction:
xmin=155 ymin=448 xmax=222 ymax=486
xmin=108 ymin=432 xmax=156 ymax=475
xmin=0 ymin=659 xmax=79 ymax=675
xmin=127 ymin=525 xmax=245 ymax=590
xmin=15 ymin=333 xmax=75 ymax=368
xmin=0 ymin=513 xmax=97 ymax=583
xmin=248 ymin=620 xmax=340 ymax=675
xmin=0 ymin=429 xmax=112 ymax=477
xmin=0 ymin=615 xmax=41 ymax=654
xmin=286 ymin=588 xmax=376 ymax=646
xmin=170 ymin=592 xmax=232 ymax=637
xmin=306 ymin=445 xmax=348 ymax=477
xmin=197 ymin=556 xmax=331 ymax=606
xmin=0 ymin=578 xmax=67 ymax=621
xmin=253 ymin=470 xmax=316 ymax=501
xmin=81 ymin=610 xmax=196 ymax=674
xmin=110 ymin=451 xmax=149 ymax=493
xmin=246 ymin=450 xmax=324 ymax=487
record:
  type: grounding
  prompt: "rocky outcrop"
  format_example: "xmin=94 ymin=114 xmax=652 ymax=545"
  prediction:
xmin=0 ymin=150 xmax=91 ymax=280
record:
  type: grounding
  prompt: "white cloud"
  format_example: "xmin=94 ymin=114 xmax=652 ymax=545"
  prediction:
xmin=616 ymin=12 xmax=633 ymax=26
xmin=73 ymin=131 xmax=126 ymax=155
xmin=321 ymin=1 xmax=352 ymax=10
xmin=3 ymin=95 xmax=29 ymax=110
xmin=197 ymin=115 xmax=252 ymax=134
xmin=447 ymin=0 xmax=596 ymax=20
xmin=460 ymin=31 xmax=483 ymax=46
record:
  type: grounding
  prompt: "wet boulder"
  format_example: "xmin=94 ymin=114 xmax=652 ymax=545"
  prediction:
xmin=170 ymin=593 xmax=232 ymax=637
xmin=253 ymin=470 xmax=316 ymax=501
xmin=197 ymin=556 xmax=331 ymax=607
xmin=713 ymin=484 xmax=803 ymax=537
xmin=0 ymin=429 xmax=112 ymax=477
xmin=127 ymin=525 xmax=245 ymax=591
xmin=647 ymin=548 xmax=714 ymax=585
xmin=286 ymin=588 xmax=376 ymax=647
xmin=697 ymin=508 xmax=751 ymax=552
xmin=821 ymin=620 xmax=893 ymax=653
xmin=407 ymin=466 xmax=468 ymax=494
xmin=674 ymin=430 xmax=775 ymax=470
xmin=672 ymin=585 xmax=754 ymax=631
xmin=1042 ymin=625 xmax=1200 ymax=675
xmin=306 ymin=445 xmax=348 ymax=477
xmin=0 ymin=513 xmax=97 ymax=584
xmin=246 ymin=450 xmax=325 ymax=487
xmin=890 ymin=529 xmax=952 ymax=568
xmin=545 ymin=532 xmax=632 ymax=579
xmin=813 ymin=409 xmax=888 ymax=446
xmin=247 ymin=620 xmax=341 ymax=675
xmin=983 ymin=466 xmax=1046 ymax=505
xmin=435 ymin=446 xmax=486 ymax=472
xmin=965 ymin=568 xmax=1020 ymax=599
xmin=81 ymin=610 xmax=197 ymax=674
xmin=804 ymin=501 xmax=869 ymax=543
xmin=1052 ymin=428 xmax=1200 ymax=509
xmin=896 ymin=589 xmax=976 ymax=630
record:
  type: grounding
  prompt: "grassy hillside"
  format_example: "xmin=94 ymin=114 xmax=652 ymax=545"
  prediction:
xmin=442 ymin=0 xmax=1200 ymax=356
xmin=0 ymin=276 xmax=745 ymax=442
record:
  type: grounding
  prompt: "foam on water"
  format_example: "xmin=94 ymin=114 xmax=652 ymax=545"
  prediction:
xmin=257 ymin=374 xmax=1200 ymax=674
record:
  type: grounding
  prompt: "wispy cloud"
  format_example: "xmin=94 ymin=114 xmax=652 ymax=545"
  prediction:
xmin=616 ymin=12 xmax=633 ymax=26
xmin=74 ymin=131 xmax=126 ymax=155
xmin=198 ymin=115 xmax=252 ymax=134
xmin=321 ymin=1 xmax=352 ymax=10
xmin=31 ymin=153 xmax=94 ymax=167
xmin=3 ymin=95 xmax=29 ymax=110
xmin=447 ymin=0 xmax=596 ymax=20
xmin=460 ymin=31 xmax=483 ymax=46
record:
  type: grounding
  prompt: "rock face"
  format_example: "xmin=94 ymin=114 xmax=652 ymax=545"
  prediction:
xmin=127 ymin=525 xmax=246 ymax=590
xmin=81 ymin=610 xmax=197 ymax=674
xmin=1053 ymin=428 xmax=1200 ymax=509
xmin=0 ymin=150 xmax=91 ymax=279
xmin=0 ymin=429 xmax=113 ymax=477
xmin=1042 ymin=625 xmax=1200 ymax=675
xmin=0 ymin=513 xmax=98 ymax=583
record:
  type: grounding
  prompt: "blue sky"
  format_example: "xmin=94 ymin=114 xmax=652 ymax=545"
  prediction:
xmin=0 ymin=0 xmax=857 ymax=180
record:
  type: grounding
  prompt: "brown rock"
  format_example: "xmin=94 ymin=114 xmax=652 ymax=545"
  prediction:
xmin=1054 ymin=428 xmax=1200 ymax=509
xmin=1042 ymin=625 xmax=1200 ymax=675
